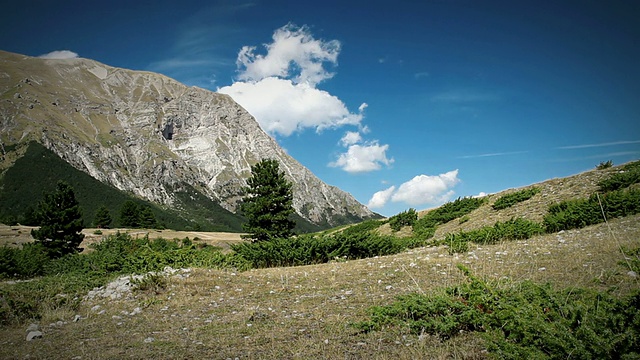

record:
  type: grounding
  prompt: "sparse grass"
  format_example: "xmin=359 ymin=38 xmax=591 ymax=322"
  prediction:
xmin=1 ymin=214 xmax=638 ymax=359
xmin=1 ymin=162 xmax=640 ymax=358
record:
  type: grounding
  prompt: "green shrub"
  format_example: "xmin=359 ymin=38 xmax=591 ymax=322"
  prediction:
xmin=356 ymin=265 xmax=640 ymax=358
xmin=389 ymin=208 xmax=418 ymax=231
xmin=598 ymin=160 xmax=640 ymax=192
xmin=492 ymin=187 xmax=540 ymax=210
xmin=340 ymin=219 xmax=386 ymax=236
xmin=442 ymin=218 xmax=545 ymax=254
xmin=231 ymin=230 xmax=425 ymax=269
xmin=543 ymin=188 xmax=640 ymax=232
xmin=596 ymin=160 xmax=613 ymax=170
xmin=412 ymin=197 xmax=485 ymax=239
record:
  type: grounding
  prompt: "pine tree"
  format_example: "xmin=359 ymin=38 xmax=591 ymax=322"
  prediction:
xmin=119 ymin=200 xmax=140 ymax=228
xmin=94 ymin=205 xmax=112 ymax=228
xmin=241 ymin=159 xmax=295 ymax=242
xmin=139 ymin=206 xmax=157 ymax=229
xmin=30 ymin=181 xmax=85 ymax=257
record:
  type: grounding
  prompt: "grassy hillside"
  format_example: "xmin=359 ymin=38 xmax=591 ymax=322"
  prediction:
xmin=1 ymin=160 xmax=639 ymax=358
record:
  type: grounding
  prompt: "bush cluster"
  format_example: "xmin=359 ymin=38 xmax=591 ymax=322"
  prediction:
xmin=231 ymin=231 xmax=426 ymax=269
xmin=1 ymin=233 xmax=246 ymax=324
xmin=543 ymin=188 xmax=640 ymax=232
xmin=388 ymin=208 xmax=417 ymax=231
xmin=411 ymin=197 xmax=485 ymax=240
xmin=597 ymin=160 xmax=640 ymax=192
xmin=356 ymin=265 xmax=640 ymax=359
xmin=491 ymin=187 xmax=540 ymax=210
xmin=442 ymin=218 xmax=545 ymax=254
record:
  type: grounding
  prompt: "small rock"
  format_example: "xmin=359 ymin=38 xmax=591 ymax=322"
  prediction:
xmin=26 ymin=323 xmax=39 ymax=333
xmin=26 ymin=331 xmax=43 ymax=341
xmin=627 ymin=271 xmax=638 ymax=278
xmin=143 ymin=337 xmax=155 ymax=343
xmin=73 ymin=315 xmax=82 ymax=322
xmin=91 ymin=305 xmax=101 ymax=312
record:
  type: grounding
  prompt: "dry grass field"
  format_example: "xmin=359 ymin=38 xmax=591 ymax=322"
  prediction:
xmin=0 ymin=226 xmax=244 ymax=252
xmin=0 ymin=215 xmax=638 ymax=359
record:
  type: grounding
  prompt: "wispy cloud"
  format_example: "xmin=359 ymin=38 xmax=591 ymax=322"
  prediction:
xmin=458 ymin=150 xmax=529 ymax=159
xmin=557 ymin=140 xmax=640 ymax=150
xmin=550 ymin=151 xmax=640 ymax=163
xmin=431 ymin=90 xmax=501 ymax=103
xmin=414 ymin=71 xmax=429 ymax=79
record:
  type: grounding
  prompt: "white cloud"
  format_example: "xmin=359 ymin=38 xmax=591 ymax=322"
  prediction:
xmin=340 ymin=131 xmax=362 ymax=146
xmin=330 ymin=141 xmax=394 ymax=173
xmin=367 ymin=186 xmax=396 ymax=209
xmin=236 ymin=23 xmax=340 ymax=86
xmin=217 ymin=24 xmax=366 ymax=137
xmin=38 ymin=50 xmax=79 ymax=59
xmin=219 ymin=77 xmax=363 ymax=136
xmin=367 ymin=170 xmax=461 ymax=208
xmin=391 ymin=170 xmax=460 ymax=205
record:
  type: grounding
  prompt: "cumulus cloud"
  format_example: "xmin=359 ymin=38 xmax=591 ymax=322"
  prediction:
xmin=367 ymin=186 xmax=396 ymax=209
xmin=38 ymin=50 xmax=79 ymax=59
xmin=219 ymin=77 xmax=364 ymax=136
xmin=236 ymin=23 xmax=340 ymax=86
xmin=330 ymin=141 xmax=394 ymax=173
xmin=340 ymin=131 xmax=363 ymax=146
xmin=367 ymin=170 xmax=461 ymax=208
xmin=218 ymin=23 xmax=365 ymax=137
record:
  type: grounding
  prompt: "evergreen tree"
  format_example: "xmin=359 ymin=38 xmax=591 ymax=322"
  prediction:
xmin=241 ymin=159 xmax=295 ymax=242
xmin=30 ymin=181 xmax=85 ymax=257
xmin=94 ymin=205 xmax=112 ymax=228
xmin=139 ymin=206 xmax=157 ymax=229
xmin=119 ymin=200 xmax=140 ymax=228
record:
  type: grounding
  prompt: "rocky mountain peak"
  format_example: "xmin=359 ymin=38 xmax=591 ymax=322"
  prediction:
xmin=0 ymin=50 xmax=378 ymax=228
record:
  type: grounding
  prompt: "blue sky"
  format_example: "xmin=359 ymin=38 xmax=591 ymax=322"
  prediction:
xmin=2 ymin=0 xmax=639 ymax=217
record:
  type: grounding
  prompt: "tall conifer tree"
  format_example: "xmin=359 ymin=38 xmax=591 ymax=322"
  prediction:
xmin=241 ymin=159 xmax=295 ymax=242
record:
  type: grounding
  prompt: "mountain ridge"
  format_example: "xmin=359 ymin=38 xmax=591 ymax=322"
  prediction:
xmin=0 ymin=50 xmax=379 ymax=230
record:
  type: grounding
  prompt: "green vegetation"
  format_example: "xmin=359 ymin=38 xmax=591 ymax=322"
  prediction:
xmin=241 ymin=159 xmax=295 ymax=242
xmin=597 ymin=160 xmax=640 ymax=192
xmin=491 ymin=187 xmax=540 ymax=210
xmin=388 ymin=208 xmax=417 ymax=231
xmin=93 ymin=205 xmax=112 ymax=228
xmin=0 ymin=232 xmax=247 ymax=324
xmin=412 ymin=197 xmax=485 ymax=240
xmin=356 ymin=265 xmax=640 ymax=359
xmin=231 ymin=231 xmax=426 ymax=269
xmin=30 ymin=181 xmax=85 ymax=258
xmin=0 ymin=142 xmax=244 ymax=231
xmin=442 ymin=218 xmax=545 ymax=254
xmin=543 ymin=188 xmax=640 ymax=232
xmin=596 ymin=160 xmax=614 ymax=170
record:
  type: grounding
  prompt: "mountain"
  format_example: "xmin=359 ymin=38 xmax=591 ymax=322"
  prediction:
xmin=0 ymin=50 xmax=380 ymax=230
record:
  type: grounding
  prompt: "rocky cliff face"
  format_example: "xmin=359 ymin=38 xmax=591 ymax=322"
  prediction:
xmin=0 ymin=50 xmax=377 ymax=227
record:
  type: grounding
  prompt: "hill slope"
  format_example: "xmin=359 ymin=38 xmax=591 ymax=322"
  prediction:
xmin=0 ymin=162 xmax=639 ymax=358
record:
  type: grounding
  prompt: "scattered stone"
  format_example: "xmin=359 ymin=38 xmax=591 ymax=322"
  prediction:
xmin=26 ymin=331 xmax=43 ymax=341
xmin=73 ymin=315 xmax=82 ymax=322
xmin=627 ymin=271 xmax=638 ymax=278
xmin=143 ymin=337 xmax=155 ymax=343
xmin=91 ymin=305 xmax=101 ymax=313
xmin=26 ymin=323 xmax=39 ymax=333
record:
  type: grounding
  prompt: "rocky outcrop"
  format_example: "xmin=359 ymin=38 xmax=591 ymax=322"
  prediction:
xmin=0 ymin=50 xmax=377 ymax=227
